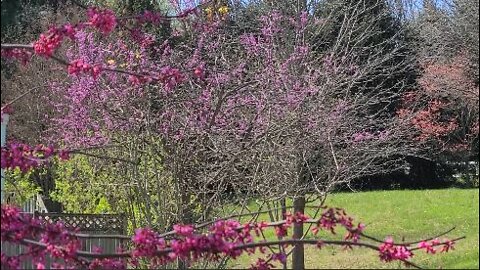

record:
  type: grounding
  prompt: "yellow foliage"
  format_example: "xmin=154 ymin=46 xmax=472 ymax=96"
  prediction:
xmin=204 ymin=4 xmax=229 ymax=21
xmin=218 ymin=6 xmax=229 ymax=15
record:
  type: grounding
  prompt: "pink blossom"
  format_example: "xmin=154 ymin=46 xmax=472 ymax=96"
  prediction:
xmin=129 ymin=29 xmax=155 ymax=47
xmin=274 ymin=225 xmax=288 ymax=238
xmin=33 ymin=28 xmax=64 ymax=57
xmin=193 ymin=65 xmax=205 ymax=79
xmin=138 ymin=11 xmax=164 ymax=25
xmin=251 ymin=258 xmax=274 ymax=270
xmin=441 ymin=240 xmax=455 ymax=253
xmin=173 ymin=224 xmax=195 ymax=236
xmin=68 ymin=59 xmax=103 ymax=79
xmin=158 ymin=66 xmax=184 ymax=93
xmin=62 ymin=24 xmax=77 ymax=39
xmin=418 ymin=240 xmax=437 ymax=254
xmin=352 ymin=131 xmax=374 ymax=143
xmin=87 ymin=8 xmax=117 ymax=34
xmin=132 ymin=228 xmax=164 ymax=257
xmin=379 ymin=237 xmax=413 ymax=262
xmin=1 ymin=142 xmax=70 ymax=172
xmin=1 ymin=48 xmax=32 ymax=65
xmin=240 ymin=34 xmax=262 ymax=55
xmin=344 ymin=223 xmax=365 ymax=242
xmin=270 ymin=252 xmax=287 ymax=264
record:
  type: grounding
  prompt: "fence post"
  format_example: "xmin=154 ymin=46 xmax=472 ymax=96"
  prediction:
xmin=1 ymin=113 xmax=10 ymax=203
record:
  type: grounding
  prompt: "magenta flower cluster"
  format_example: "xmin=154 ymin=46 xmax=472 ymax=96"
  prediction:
xmin=0 ymin=143 xmax=70 ymax=173
xmin=68 ymin=59 xmax=103 ymax=79
xmin=158 ymin=66 xmax=185 ymax=94
xmin=378 ymin=237 xmax=413 ymax=262
xmin=2 ymin=7 xmax=117 ymax=62
xmin=86 ymin=8 xmax=117 ymax=35
xmin=1 ymin=205 xmax=84 ymax=269
xmin=33 ymin=28 xmax=65 ymax=57
xmin=418 ymin=238 xmax=455 ymax=254
xmin=1 ymin=48 xmax=32 ymax=65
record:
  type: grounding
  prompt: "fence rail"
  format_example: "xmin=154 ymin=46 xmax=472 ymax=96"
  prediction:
xmin=34 ymin=212 xmax=127 ymax=234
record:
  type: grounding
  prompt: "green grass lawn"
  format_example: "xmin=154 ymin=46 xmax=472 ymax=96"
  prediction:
xmin=227 ymin=189 xmax=479 ymax=269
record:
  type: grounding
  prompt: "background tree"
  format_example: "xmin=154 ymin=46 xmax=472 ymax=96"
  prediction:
xmin=402 ymin=0 xmax=479 ymax=183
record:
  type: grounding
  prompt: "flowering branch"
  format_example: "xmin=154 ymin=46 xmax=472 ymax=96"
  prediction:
xmin=1 ymin=205 xmax=462 ymax=270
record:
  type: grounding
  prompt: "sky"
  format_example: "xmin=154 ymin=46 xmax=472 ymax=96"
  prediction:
xmin=168 ymin=0 xmax=456 ymax=18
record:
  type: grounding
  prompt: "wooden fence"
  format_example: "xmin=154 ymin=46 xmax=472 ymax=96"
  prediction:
xmin=5 ymin=193 xmax=49 ymax=214
xmin=1 ymin=212 xmax=127 ymax=269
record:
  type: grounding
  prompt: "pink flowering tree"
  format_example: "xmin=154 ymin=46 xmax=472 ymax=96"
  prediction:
xmin=0 ymin=0 xmax=462 ymax=269
xmin=397 ymin=55 xmax=479 ymax=161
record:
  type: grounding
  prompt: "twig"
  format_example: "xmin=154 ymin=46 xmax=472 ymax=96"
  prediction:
xmin=1 ymin=86 xmax=46 ymax=109
xmin=69 ymin=0 xmax=88 ymax=10
xmin=359 ymin=227 xmax=457 ymax=246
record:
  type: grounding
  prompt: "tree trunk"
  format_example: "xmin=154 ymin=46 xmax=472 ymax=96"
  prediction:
xmin=280 ymin=198 xmax=288 ymax=270
xmin=291 ymin=196 xmax=306 ymax=270
xmin=178 ymin=191 xmax=192 ymax=270
xmin=281 ymin=197 xmax=288 ymax=219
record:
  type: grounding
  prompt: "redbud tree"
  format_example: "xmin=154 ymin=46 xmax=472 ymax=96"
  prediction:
xmin=1 ymin=0 xmax=462 ymax=269
xmin=398 ymin=55 xmax=479 ymax=160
